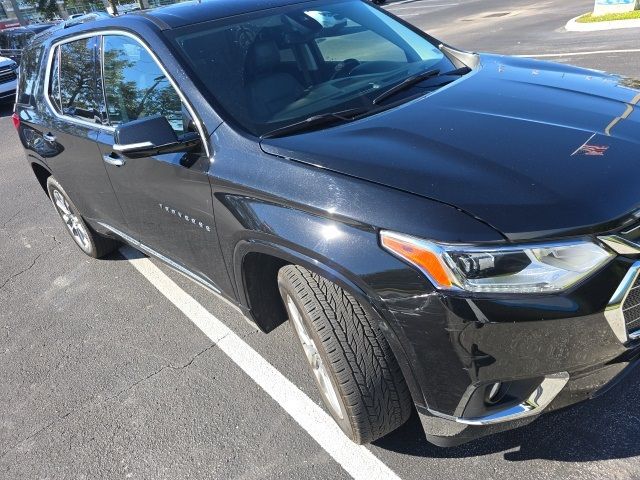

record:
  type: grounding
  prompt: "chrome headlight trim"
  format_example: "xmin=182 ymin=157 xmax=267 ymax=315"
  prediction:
xmin=381 ymin=231 xmax=615 ymax=294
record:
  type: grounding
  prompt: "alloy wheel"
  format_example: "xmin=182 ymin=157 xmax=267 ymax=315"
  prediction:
xmin=52 ymin=189 xmax=91 ymax=252
xmin=286 ymin=295 xmax=345 ymax=420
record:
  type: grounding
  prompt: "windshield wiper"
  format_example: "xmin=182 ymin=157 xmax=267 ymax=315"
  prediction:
xmin=260 ymin=107 xmax=369 ymax=139
xmin=372 ymin=68 xmax=440 ymax=105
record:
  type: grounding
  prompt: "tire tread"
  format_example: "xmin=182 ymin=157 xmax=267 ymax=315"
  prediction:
xmin=279 ymin=265 xmax=412 ymax=444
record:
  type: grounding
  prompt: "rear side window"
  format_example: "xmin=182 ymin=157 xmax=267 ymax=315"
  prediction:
xmin=48 ymin=46 xmax=61 ymax=112
xmin=17 ymin=45 xmax=43 ymax=106
xmin=102 ymin=35 xmax=184 ymax=134
xmin=48 ymin=37 xmax=99 ymax=121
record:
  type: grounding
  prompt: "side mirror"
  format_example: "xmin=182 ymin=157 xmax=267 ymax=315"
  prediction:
xmin=113 ymin=115 xmax=201 ymax=158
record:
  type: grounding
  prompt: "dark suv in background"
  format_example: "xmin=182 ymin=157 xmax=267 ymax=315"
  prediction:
xmin=14 ymin=0 xmax=640 ymax=446
xmin=0 ymin=24 xmax=55 ymax=63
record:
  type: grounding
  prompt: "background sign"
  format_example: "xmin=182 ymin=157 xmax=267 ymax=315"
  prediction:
xmin=594 ymin=0 xmax=639 ymax=14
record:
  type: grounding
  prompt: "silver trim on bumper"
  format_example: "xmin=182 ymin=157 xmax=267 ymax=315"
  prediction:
xmin=604 ymin=260 xmax=640 ymax=343
xmin=429 ymin=372 xmax=570 ymax=426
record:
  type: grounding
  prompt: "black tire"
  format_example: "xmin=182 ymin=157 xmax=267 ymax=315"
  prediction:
xmin=278 ymin=265 xmax=412 ymax=444
xmin=46 ymin=177 xmax=119 ymax=258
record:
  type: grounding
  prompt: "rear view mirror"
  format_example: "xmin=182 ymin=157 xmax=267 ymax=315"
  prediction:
xmin=113 ymin=115 xmax=201 ymax=158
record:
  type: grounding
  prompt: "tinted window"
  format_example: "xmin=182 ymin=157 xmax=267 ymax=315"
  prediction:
xmin=102 ymin=35 xmax=184 ymax=134
xmin=168 ymin=0 xmax=451 ymax=136
xmin=0 ymin=30 xmax=33 ymax=51
xmin=58 ymin=37 xmax=99 ymax=120
xmin=17 ymin=45 xmax=43 ymax=106
xmin=48 ymin=46 xmax=61 ymax=112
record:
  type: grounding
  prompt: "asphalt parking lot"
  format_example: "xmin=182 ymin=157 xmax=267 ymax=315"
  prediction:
xmin=2 ymin=0 xmax=640 ymax=479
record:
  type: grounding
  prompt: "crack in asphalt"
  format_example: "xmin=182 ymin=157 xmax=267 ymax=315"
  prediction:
xmin=38 ymin=227 xmax=63 ymax=246
xmin=0 ymin=229 xmax=65 ymax=292
xmin=0 ymin=208 xmax=26 ymax=229
xmin=0 ymin=252 xmax=46 ymax=292
xmin=0 ymin=341 xmax=222 ymax=460
xmin=166 ymin=342 xmax=219 ymax=371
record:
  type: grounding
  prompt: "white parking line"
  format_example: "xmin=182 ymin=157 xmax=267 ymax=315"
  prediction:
xmin=121 ymin=246 xmax=401 ymax=480
xmin=516 ymin=48 xmax=640 ymax=58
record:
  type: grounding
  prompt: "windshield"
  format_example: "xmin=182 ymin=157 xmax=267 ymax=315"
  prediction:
xmin=167 ymin=0 xmax=454 ymax=137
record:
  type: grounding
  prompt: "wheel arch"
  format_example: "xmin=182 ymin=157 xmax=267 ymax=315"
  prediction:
xmin=236 ymin=239 xmax=377 ymax=329
xmin=31 ymin=161 xmax=52 ymax=198
xmin=233 ymin=236 xmax=426 ymax=410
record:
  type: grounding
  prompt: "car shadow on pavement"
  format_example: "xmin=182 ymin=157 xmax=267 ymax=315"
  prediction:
xmin=374 ymin=366 xmax=640 ymax=462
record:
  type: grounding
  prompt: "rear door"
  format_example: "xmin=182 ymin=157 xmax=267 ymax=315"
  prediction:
xmin=95 ymin=33 xmax=231 ymax=293
xmin=35 ymin=35 xmax=126 ymax=229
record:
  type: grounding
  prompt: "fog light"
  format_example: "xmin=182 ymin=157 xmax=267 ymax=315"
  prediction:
xmin=485 ymin=382 xmax=505 ymax=405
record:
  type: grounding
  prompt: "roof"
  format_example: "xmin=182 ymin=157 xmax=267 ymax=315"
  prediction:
xmin=31 ymin=0 xmax=321 ymax=45
xmin=142 ymin=0 xmax=316 ymax=29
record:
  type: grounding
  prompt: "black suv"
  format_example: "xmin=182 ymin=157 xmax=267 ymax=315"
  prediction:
xmin=0 ymin=23 xmax=56 ymax=64
xmin=14 ymin=0 xmax=640 ymax=447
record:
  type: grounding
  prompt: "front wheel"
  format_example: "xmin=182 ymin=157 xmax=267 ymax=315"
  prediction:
xmin=278 ymin=265 xmax=412 ymax=444
xmin=46 ymin=177 xmax=119 ymax=258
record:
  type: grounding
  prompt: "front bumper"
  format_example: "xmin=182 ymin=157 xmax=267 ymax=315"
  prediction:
xmin=380 ymin=254 xmax=640 ymax=446
xmin=0 ymin=78 xmax=16 ymax=103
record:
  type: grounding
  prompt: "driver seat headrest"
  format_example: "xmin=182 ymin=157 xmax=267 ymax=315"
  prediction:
xmin=248 ymin=40 xmax=281 ymax=75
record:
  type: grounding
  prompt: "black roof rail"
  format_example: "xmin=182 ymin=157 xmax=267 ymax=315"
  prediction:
xmin=63 ymin=12 xmax=111 ymax=29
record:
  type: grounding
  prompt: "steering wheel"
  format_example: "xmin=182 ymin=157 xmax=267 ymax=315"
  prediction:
xmin=331 ymin=58 xmax=361 ymax=80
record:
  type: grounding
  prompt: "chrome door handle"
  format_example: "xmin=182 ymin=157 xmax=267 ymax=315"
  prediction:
xmin=43 ymin=132 xmax=56 ymax=142
xmin=103 ymin=153 xmax=125 ymax=167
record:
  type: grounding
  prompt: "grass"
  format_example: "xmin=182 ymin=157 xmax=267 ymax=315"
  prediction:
xmin=577 ymin=10 xmax=640 ymax=22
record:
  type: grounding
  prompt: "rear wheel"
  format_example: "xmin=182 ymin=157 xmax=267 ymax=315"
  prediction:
xmin=278 ymin=265 xmax=412 ymax=444
xmin=46 ymin=177 xmax=119 ymax=258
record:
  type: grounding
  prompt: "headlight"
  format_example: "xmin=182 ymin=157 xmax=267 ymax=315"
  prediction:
xmin=380 ymin=231 xmax=614 ymax=293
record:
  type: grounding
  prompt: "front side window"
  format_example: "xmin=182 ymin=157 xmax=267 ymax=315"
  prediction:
xmin=58 ymin=37 xmax=99 ymax=120
xmin=102 ymin=35 xmax=184 ymax=134
xmin=168 ymin=0 xmax=453 ymax=136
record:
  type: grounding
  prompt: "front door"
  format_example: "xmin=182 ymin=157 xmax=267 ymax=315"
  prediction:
xmin=94 ymin=33 xmax=232 ymax=294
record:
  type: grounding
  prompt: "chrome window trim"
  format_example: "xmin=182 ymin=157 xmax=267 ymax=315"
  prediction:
xmin=43 ymin=34 xmax=111 ymax=132
xmin=43 ymin=29 xmax=211 ymax=158
xmin=113 ymin=141 xmax=154 ymax=153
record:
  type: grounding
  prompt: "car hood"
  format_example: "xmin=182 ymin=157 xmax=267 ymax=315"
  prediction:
xmin=0 ymin=56 xmax=14 ymax=67
xmin=261 ymin=54 xmax=640 ymax=241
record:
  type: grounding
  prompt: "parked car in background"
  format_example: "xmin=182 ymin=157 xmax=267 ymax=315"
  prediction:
xmin=0 ymin=24 xmax=56 ymax=63
xmin=0 ymin=55 xmax=17 ymax=103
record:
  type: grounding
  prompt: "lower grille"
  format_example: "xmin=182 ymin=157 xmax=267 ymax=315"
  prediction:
xmin=0 ymin=67 xmax=16 ymax=85
xmin=622 ymin=275 xmax=640 ymax=334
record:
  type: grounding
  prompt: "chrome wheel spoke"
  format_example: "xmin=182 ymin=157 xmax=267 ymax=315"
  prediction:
xmin=287 ymin=296 xmax=344 ymax=420
xmin=52 ymin=189 xmax=90 ymax=251
xmin=53 ymin=190 xmax=71 ymax=215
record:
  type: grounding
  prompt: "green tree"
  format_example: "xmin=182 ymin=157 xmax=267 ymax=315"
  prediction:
xmin=36 ymin=0 xmax=59 ymax=20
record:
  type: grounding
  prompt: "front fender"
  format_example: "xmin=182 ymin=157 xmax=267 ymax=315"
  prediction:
xmin=207 ymin=124 xmax=505 ymax=409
